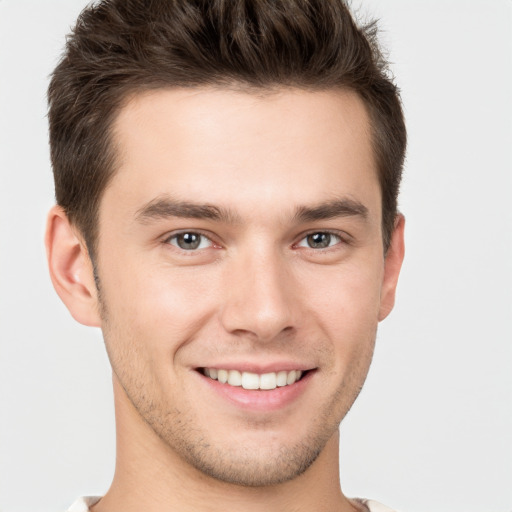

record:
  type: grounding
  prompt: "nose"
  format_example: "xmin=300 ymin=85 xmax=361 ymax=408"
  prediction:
xmin=219 ymin=247 xmax=298 ymax=342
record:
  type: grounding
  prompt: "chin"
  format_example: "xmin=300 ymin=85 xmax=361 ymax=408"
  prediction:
xmin=155 ymin=412 xmax=341 ymax=488
xmin=179 ymin=437 xmax=328 ymax=487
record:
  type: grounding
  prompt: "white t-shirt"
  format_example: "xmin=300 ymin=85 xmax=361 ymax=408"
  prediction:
xmin=67 ymin=496 xmax=398 ymax=511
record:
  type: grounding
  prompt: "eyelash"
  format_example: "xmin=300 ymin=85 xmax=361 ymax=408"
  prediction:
xmin=163 ymin=229 xmax=349 ymax=253
xmin=295 ymin=230 xmax=347 ymax=251
xmin=164 ymin=231 xmax=216 ymax=251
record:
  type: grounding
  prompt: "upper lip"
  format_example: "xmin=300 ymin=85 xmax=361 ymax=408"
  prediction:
xmin=195 ymin=362 xmax=316 ymax=373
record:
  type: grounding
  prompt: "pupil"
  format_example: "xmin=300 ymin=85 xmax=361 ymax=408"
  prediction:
xmin=308 ymin=233 xmax=330 ymax=248
xmin=178 ymin=233 xmax=200 ymax=250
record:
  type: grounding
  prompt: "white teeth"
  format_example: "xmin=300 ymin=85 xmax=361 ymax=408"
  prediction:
xmin=241 ymin=372 xmax=260 ymax=390
xmin=276 ymin=371 xmax=288 ymax=387
xmin=286 ymin=370 xmax=297 ymax=385
xmin=227 ymin=370 xmax=242 ymax=386
xmin=203 ymin=368 xmax=304 ymax=390
xmin=260 ymin=372 xmax=277 ymax=390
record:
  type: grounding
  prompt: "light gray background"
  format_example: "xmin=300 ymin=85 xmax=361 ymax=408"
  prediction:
xmin=1 ymin=1 xmax=511 ymax=511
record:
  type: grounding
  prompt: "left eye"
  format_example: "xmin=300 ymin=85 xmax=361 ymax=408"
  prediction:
xmin=167 ymin=232 xmax=213 ymax=251
xmin=297 ymin=232 xmax=342 ymax=249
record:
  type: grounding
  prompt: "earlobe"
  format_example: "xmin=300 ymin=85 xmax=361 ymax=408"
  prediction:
xmin=45 ymin=205 xmax=102 ymax=327
xmin=378 ymin=214 xmax=405 ymax=321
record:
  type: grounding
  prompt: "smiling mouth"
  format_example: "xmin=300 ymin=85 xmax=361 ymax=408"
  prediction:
xmin=199 ymin=368 xmax=308 ymax=390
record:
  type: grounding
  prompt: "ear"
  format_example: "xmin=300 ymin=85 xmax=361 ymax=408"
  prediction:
xmin=45 ymin=205 xmax=101 ymax=327
xmin=378 ymin=214 xmax=405 ymax=321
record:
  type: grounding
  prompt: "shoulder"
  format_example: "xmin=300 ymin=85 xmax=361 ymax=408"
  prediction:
xmin=68 ymin=496 xmax=398 ymax=512
xmin=66 ymin=496 xmax=102 ymax=512
xmin=353 ymin=498 xmax=400 ymax=512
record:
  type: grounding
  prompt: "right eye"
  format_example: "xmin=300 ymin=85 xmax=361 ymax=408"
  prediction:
xmin=166 ymin=232 xmax=213 ymax=251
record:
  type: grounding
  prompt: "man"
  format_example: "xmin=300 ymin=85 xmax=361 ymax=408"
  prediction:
xmin=45 ymin=1 xmax=406 ymax=511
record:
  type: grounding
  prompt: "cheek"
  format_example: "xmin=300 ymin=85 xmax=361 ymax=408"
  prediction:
xmin=98 ymin=257 xmax=221 ymax=353
xmin=301 ymin=257 xmax=383 ymax=327
xmin=298 ymin=259 xmax=383 ymax=371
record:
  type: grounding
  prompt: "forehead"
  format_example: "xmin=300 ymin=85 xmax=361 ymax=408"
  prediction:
xmin=105 ymin=86 xmax=380 ymax=222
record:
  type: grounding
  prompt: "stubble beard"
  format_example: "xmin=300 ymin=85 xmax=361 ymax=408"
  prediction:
xmin=108 ymin=341 xmax=375 ymax=489
xmin=143 ymin=399 xmax=341 ymax=487
xmin=124 ymin=378 xmax=360 ymax=488
xmin=97 ymin=277 xmax=376 ymax=488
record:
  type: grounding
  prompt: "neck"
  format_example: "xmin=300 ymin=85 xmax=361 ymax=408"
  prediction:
xmin=93 ymin=376 xmax=358 ymax=512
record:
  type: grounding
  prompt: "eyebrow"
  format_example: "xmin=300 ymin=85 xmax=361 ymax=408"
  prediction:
xmin=135 ymin=196 xmax=241 ymax=224
xmin=293 ymin=198 xmax=368 ymax=223
xmin=135 ymin=195 xmax=368 ymax=225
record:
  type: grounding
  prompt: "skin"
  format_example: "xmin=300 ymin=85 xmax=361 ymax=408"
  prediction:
xmin=46 ymin=87 xmax=405 ymax=512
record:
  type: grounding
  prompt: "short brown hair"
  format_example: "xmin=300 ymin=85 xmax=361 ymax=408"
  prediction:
xmin=48 ymin=0 xmax=406 ymax=256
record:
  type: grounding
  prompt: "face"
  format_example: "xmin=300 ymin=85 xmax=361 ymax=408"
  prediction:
xmin=93 ymin=87 xmax=401 ymax=486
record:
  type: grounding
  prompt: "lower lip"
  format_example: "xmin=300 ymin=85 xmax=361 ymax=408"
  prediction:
xmin=197 ymin=371 xmax=314 ymax=412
